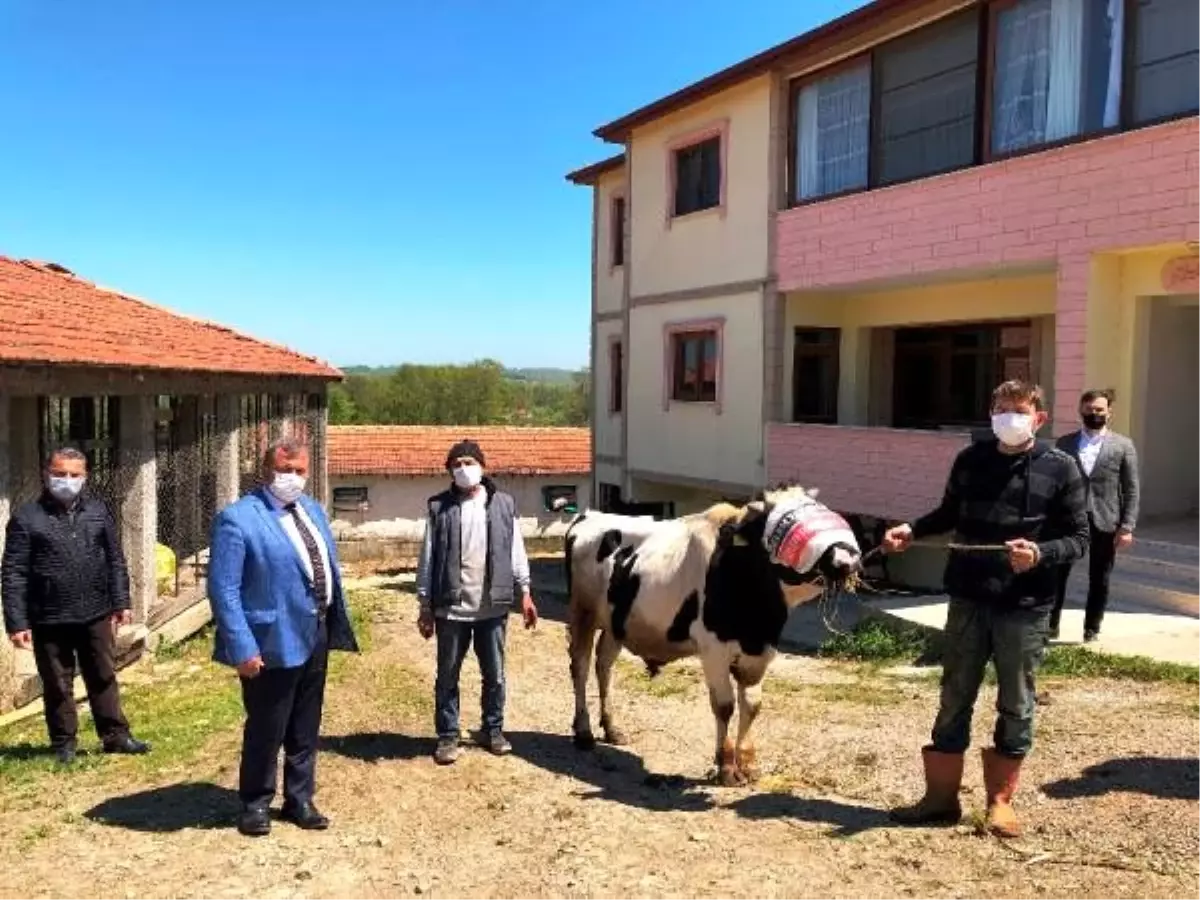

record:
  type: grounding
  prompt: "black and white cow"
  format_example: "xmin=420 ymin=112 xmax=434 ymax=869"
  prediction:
xmin=564 ymin=485 xmax=862 ymax=785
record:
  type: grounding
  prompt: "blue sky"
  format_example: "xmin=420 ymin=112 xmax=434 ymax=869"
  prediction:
xmin=0 ymin=1 xmax=859 ymax=370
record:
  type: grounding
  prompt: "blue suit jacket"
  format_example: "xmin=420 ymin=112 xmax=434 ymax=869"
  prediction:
xmin=207 ymin=488 xmax=359 ymax=669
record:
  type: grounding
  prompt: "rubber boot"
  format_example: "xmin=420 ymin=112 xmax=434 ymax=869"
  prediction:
xmin=981 ymin=747 xmax=1023 ymax=838
xmin=890 ymin=747 xmax=964 ymax=825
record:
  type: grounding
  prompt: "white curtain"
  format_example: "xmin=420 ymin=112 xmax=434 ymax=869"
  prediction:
xmin=1046 ymin=0 xmax=1084 ymax=140
xmin=796 ymin=64 xmax=869 ymax=200
xmin=1103 ymin=0 xmax=1124 ymax=128
xmin=993 ymin=0 xmax=1052 ymax=153
xmin=796 ymin=83 xmax=820 ymax=200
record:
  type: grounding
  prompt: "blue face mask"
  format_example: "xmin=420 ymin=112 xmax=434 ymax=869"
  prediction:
xmin=47 ymin=475 xmax=85 ymax=503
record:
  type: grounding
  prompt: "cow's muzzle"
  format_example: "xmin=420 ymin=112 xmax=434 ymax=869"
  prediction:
xmin=818 ymin=542 xmax=862 ymax=588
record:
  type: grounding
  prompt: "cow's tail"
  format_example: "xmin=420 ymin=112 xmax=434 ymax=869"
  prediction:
xmin=563 ymin=512 xmax=585 ymax=601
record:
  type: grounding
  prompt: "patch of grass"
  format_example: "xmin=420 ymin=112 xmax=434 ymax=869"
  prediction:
xmin=1040 ymin=645 xmax=1199 ymax=683
xmin=615 ymin=659 xmax=698 ymax=698
xmin=818 ymin=618 xmax=940 ymax=664
xmin=806 ymin=680 xmax=910 ymax=706
xmin=0 ymin=589 xmax=380 ymax=801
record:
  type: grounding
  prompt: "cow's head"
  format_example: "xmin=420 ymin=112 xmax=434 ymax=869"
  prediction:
xmin=728 ymin=484 xmax=862 ymax=599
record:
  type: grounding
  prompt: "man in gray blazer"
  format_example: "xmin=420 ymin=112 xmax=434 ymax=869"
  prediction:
xmin=1051 ymin=389 xmax=1140 ymax=642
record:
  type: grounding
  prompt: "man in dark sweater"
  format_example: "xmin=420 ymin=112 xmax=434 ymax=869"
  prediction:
xmin=884 ymin=381 xmax=1088 ymax=838
xmin=2 ymin=448 xmax=150 ymax=764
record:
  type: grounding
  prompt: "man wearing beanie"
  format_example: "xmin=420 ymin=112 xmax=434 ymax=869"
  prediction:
xmin=416 ymin=439 xmax=539 ymax=765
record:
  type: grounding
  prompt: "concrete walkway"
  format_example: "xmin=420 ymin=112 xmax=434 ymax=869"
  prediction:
xmin=873 ymin=595 xmax=1199 ymax=666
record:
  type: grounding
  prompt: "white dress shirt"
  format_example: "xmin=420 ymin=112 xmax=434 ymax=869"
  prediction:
xmin=1077 ymin=429 xmax=1107 ymax=477
xmin=265 ymin=491 xmax=334 ymax=608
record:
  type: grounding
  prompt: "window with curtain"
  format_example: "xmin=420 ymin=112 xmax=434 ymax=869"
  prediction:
xmin=673 ymin=137 xmax=721 ymax=217
xmin=872 ymin=8 xmax=980 ymax=186
xmin=793 ymin=64 xmax=871 ymax=201
xmin=991 ymin=0 xmax=1125 ymax=156
xmin=1128 ymin=0 xmax=1199 ymax=125
xmin=670 ymin=330 xmax=719 ymax=402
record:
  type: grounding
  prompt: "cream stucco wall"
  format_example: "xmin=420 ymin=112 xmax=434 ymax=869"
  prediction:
xmin=330 ymin=474 xmax=590 ymax=528
xmin=628 ymin=76 xmax=772 ymax=298
xmin=596 ymin=168 xmax=627 ymax=316
xmin=783 ymin=273 xmax=1058 ymax=426
xmin=593 ymin=318 xmax=624 ymax=459
xmin=627 ymin=291 xmax=764 ymax=490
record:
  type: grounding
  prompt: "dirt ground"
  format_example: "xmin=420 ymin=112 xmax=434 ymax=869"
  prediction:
xmin=0 ymin=578 xmax=1196 ymax=900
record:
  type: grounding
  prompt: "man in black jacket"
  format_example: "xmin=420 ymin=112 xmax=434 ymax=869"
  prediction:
xmin=883 ymin=381 xmax=1088 ymax=838
xmin=2 ymin=448 xmax=150 ymax=764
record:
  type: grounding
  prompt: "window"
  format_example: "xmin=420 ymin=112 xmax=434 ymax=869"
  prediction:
xmin=669 ymin=328 xmax=719 ymax=403
xmin=873 ymin=9 xmax=980 ymax=185
xmin=609 ymin=339 xmax=623 ymax=414
xmin=673 ymin=136 xmax=721 ymax=217
xmin=990 ymin=0 xmax=1124 ymax=155
xmin=332 ymin=485 xmax=369 ymax=511
xmin=611 ymin=195 xmax=626 ymax=267
xmin=792 ymin=328 xmax=841 ymax=424
xmin=794 ymin=64 xmax=871 ymax=201
xmin=543 ymin=485 xmax=579 ymax=515
xmin=598 ymin=482 xmax=621 ymax=512
xmin=1128 ymin=0 xmax=1199 ymax=125
xmin=892 ymin=322 xmax=1033 ymax=429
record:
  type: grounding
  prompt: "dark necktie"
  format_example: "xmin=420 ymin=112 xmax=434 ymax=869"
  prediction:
xmin=285 ymin=504 xmax=328 ymax=610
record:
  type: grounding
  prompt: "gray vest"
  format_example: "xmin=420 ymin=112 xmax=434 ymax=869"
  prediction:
xmin=427 ymin=484 xmax=516 ymax=609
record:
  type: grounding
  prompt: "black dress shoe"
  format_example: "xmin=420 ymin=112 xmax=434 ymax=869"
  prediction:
xmin=103 ymin=734 xmax=151 ymax=755
xmin=237 ymin=806 xmax=272 ymax=837
xmin=281 ymin=802 xmax=330 ymax=830
xmin=54 ymin=745 xmax=77 ymax=766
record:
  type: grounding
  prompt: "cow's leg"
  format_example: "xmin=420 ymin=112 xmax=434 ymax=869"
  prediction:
xmin=734 ymin=679 xmax=764 ymax=783
xmin=568 ymin=602 xmax=598 ymax=750
xmin=594 ymin=631 xmax=627 ymax=746
xmin=701 ymin=651 xmax=739 ymax=786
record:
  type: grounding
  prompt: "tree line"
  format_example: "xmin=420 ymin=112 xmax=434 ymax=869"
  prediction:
xmin=328 ymin=360 xmax=590 ymax=427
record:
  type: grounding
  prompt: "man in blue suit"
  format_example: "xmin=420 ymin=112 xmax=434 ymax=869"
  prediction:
xmin=208 ymin=437 xmax=358 ymax=837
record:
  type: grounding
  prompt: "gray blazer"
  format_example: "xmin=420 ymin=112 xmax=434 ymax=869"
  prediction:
xmin=1055 ymin=430 xmax=1140 ymax=534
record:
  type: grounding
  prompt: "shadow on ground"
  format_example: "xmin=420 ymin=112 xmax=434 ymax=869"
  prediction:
xmin=85 ymin=782 xmax=238 ymax=832
xmin=728 ymin=792 xmax=891 ymax=837
xmin=506 ymin=729 xmax=891 ymax=833
xmin=1042 ymin=756 xmax=1199 ymax=802
xmin=319 ymin=731 xmax=431 ymax=762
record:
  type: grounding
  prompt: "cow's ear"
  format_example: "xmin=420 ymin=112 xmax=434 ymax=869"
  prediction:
xmin=742 ymin=499 xmax=767 ymax=520
xmin=806 ymin=488 xmax=821 ymax=501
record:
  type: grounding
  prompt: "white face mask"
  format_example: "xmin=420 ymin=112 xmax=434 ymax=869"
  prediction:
xmin=47 ymin=475 xmax=85 ymax=503
xmin=268 ymin=472 xmax=306 ymax=504
xmin=452 ymin=463 xmax=483 ymax=490
xmin=992 ymin=412 xmax=1035 ymax=447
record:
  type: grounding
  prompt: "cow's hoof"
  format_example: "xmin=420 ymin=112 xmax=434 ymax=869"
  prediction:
xmin=718 ymin=765 xmax=746 ymax=787
xmin=573 ymin=732 xmax=597 ymax=751
xmin=739 ymin=765 xmax=761 ymax=784
xmin=602 ymin=726 xmax=628 ymax=747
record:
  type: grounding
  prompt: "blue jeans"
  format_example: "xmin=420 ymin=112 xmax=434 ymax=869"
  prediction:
xmin=434 ymin=615 xmax=507 ymax=741
xmin=931 ymin=598 xmax=1050 ymax=759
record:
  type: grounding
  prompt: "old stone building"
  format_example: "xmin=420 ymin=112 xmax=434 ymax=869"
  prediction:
xmin=0 ymin=257 xmax=341 ymax=711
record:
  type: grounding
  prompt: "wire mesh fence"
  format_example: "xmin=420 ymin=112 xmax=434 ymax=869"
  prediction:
xmin=10 ymin=390 xmax=328 ymax=614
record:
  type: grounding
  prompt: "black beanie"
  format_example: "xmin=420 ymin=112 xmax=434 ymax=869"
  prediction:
xmin=445 ymin=440 xmax=486 ymax=470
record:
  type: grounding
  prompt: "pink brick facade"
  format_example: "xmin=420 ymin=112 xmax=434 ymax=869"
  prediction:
xmin=767 ymin=424 xmax=969 ymax=522
xmin=771 ymin=118 xmax=1198 ymax=522
xmin=776 ymin=118 xmax=1199 ymax=430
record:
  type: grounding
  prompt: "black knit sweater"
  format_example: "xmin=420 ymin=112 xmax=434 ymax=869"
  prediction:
xmin=2 ymin=494 xmax=131 ymax=633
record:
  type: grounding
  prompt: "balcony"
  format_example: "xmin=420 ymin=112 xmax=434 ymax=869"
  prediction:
xmin=766 ymin=423 xmax=971 ymax=522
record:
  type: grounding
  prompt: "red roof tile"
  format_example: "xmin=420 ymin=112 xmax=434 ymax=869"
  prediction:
xmin=0 ymin=256 xmax=341 ymax=378
xmin=328 ymin=426 xmax=591 ymax=477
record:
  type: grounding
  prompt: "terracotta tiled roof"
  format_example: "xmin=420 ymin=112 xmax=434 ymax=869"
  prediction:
xmin=328 ymin=426 xmax=592 ymax=477
xmin=0 ymin=256 xmax=341 ymax=378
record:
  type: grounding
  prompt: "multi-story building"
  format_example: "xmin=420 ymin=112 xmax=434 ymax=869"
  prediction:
xmin=568 ymin=0 xmax=1198 ymax=566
